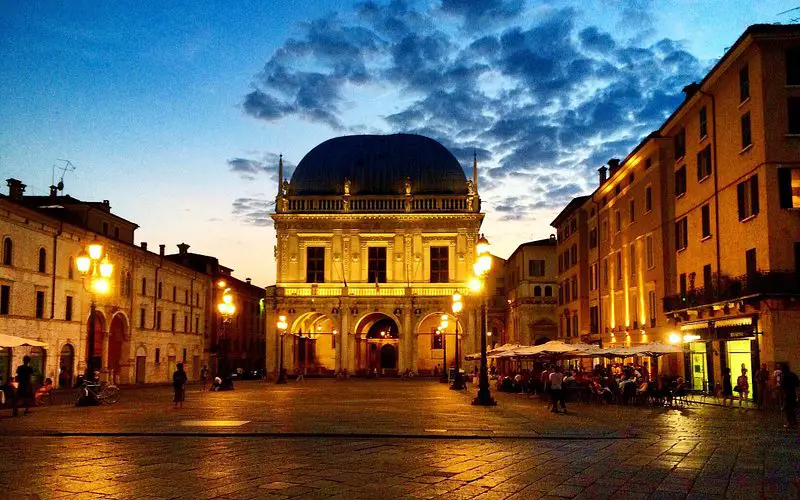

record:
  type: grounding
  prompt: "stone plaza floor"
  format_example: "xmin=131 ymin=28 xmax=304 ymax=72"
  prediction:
xmin=0 ymin=379 xmax=798 ymax=499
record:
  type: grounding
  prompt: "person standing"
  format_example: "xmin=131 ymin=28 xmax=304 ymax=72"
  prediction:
xmin=774 ymin=364 xmax=785 ymax=410
xmin=754 ymin=363 xmax=769 ymax=408
xmin=549 ymin=366 xmax=566 ymax=414
xmin=172 ymin=363 xmax=188 ymax=409
xmin=721 ymin=367 xmax=734 ymax=407
xmin=780 ymin=363 xmax=798 ymax=428
xmin=13 ymin=355 xmax=34 ymax=417
xmin=736 ymin=367 xmax=750 ymax=408
xmin=200 ymin=365 xmax=209 ymax=392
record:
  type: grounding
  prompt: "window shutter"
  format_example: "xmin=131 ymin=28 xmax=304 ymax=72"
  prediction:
xmin=750 ymin=175 xmax=759 ymax=215
xmin=737 ymin=182 xmax=745 ymax=220
xmin=778 ymin=168 xmax=792 ymax=208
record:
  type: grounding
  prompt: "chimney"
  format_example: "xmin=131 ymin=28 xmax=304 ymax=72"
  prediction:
xmin=607 ymin=158 xmax=621 ymax=175
xmin=6 ymin=178 xmax=26 ymax=200
xmin=246 ymin=278 xmax=252 ymax=284
xmin=177 ymin=243 xmax=190 ymax=255
xmin=598 ymin=166 xmax=608 ymax=185
xmin=140 ymin=242 xmax=148 ymax=251
xmin=549 ymin=234 xmax=556 ymax=241
xmin=682 ymin=82 xmax=700 ymax=100
xmin=49 ymin=185 xmax=58 ymax=197
xmin=102 ymin=200 xmax=110 ymax=211
xmin=159 ymin=244 xmax=165 ymax=256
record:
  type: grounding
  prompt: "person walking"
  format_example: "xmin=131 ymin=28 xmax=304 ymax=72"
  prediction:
xmin=774 ymin=365 xmax=785 ymax=410
xmin=12 ymin=355 xmax=34 ymax=417
xmin=780 ymin=363 xmax=798 ymax=428
xmin=736 ymin=367 xmax=750 ymax=408
xmin=549 ymin=366 xmax=566 ymax=414
xmin=173 ymin=363 xmax=188 ymax=409
xmin=200 ymin=365 xmax=209 ymax=391
xmin=721 ymin=367 xmax=734 ymax=407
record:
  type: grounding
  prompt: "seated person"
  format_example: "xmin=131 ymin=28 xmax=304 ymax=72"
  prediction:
xmin=210 ymin=376 xmax=223 ymax=391
xmin=35 ymin=378 xmax=55 ymax=404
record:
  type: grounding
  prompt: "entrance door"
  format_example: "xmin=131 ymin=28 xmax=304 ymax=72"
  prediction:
xmin=167 ymin=356 xmax=176 ymax=382
xmin=727 ymin=339 xmax=753 ymax=398
xmin=380 ymin=344 xmax=397 ymax=370
xmin=192 ymin=356 xmax=200 ymax=380
xmin=29 ymin=347 xmax=45 ymax=386
xmin=135 ymin=356 xmax=146 ymax=384
xmin=689 ymin=342 xmax=708 ymax=391
xmin=59 ymin=345 xmax=74 ymax=388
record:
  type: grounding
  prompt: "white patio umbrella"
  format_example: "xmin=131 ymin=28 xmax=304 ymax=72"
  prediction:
xmin=635 ymin=341 xmax=684 ymax=357
xmin=514 ymin=341 xmax=598 ymax=357
xmin=0 ymin=334 xmax=47 ymax=348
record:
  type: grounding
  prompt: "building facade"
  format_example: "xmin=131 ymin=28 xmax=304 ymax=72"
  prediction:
xmin=266 ymin=134 xmax=484 ymax=376
xmin=552 ymin=197 xmax=591 ymax=342
xmin=504 ymin=238 xmax=558 ymax=346
xmin=0 ymin=179 xmax=210 ymax=386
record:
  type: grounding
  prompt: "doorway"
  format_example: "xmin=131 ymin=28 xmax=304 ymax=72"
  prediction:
xmin=192 ymin=356 xmax=200 ymax=380
xmin=59 ymin=344 xmax=74 ymax=388
xmin=380 ymin=344 xmax=397 ymax=370
xmin=29 ymin=346 xmax=45 ymax=386
xmin=135 ymin=357 xmax=146 ymax=384
xmin=727 ymin=339 xmax=753 ymax=399
xmin=689 ymin=342 xmax=708 ymax=391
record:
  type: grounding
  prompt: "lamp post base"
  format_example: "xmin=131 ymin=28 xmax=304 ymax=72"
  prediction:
xmin=471 ymin=392 xmax=497 ymax=406
xmin=275 ymin=369 xmax=288 ymax=384
xmin=449 ymin=374 xmax=465 ymax=390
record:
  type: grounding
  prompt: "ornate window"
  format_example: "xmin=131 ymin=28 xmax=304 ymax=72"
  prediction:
xmin=306 ymin=247 xmax=325 ymax=283
xmin=429 ymin=246 xmax=449 ymax=283
xmin=367 ymin=247 xmax=387 ymax=283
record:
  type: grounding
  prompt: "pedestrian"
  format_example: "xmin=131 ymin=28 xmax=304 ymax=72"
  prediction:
xmin=173 ymin=362 xmax=187 ymax=409
xmin=774 ymin=364 xmax=784 ymax=410
xmin=295 ymin=366 xmax=305 ymax=383
xmin=736 ymin=367 xmax=750 ymax=407
xmin=200 ymin=365 xmax=209 ymax=391
xmin=13 ymin=355 xmax=34 ymax=416
xmin=780 ymin=363 xmax=798 ymax=428
xmin=721 ymin=367 xmax=734 ymax=407
xmin=755 ymin=363 xmax=769 ymax=408
xmin=549 ymin=365 xmax=566 ymax=414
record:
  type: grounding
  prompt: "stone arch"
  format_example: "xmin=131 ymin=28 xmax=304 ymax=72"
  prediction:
xmin=86 ymin=309 xmax=107 ymax=366
xmin=58 ymin=343 xmax=75 ymax=388
xmin=291 ymin=311 xmax=338 ymax=373
xmin=415 ymin=311 xmax=457 ymax=375
xmin=531 ymin=318 xmax=557 ymax=345
xmin=107 ymin=311 xmax=130 ymax=382
xmin=353 ymin=312 xmax=400 ymax=375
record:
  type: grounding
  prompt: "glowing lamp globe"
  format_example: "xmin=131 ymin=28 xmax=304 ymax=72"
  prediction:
xmin=99 ymin=258 xmax=113 ymax=278
xmin=92 ymin=277 xmax=110 ymax=294
xmin=88 ymin=243 xmax=103 ymax=260
xmin=76 ymin=254 xmax=91 ymax=273
xmin=217 ymin=303 xmax=227 ymax=314
xmin=226 ymin=304 xmax=236 ymax=315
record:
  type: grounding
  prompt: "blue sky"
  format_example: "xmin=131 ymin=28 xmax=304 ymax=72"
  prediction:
xmin=0 ymin=0 xmax=792 ymax=285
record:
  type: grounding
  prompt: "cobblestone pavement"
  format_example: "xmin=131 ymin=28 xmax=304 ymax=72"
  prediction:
xmin=1 ymin=379 xmax=798 ymax=499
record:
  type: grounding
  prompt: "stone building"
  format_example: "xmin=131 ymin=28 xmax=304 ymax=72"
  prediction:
xmin=0 ymin=179 xmax=209 ymax=386
xmin=266 ymin=134 xmax=484 ymax=376
xmin=504 ymin=238 xmax=558 ymax=346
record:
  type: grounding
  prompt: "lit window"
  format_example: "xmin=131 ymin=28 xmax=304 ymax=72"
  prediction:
xmin=778 ymin=168 xmax=800 ymax=208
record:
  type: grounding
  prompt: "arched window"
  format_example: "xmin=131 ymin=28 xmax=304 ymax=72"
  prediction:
xmin=533 ymin=286 xmax=542 ymax=297
xmin=38 ymin=248 xmax=47 ymax=273
xmin=544 ymin=285 xmax=552 ymax=297
xmin=2 ymin=237 xmax=12 ymax=266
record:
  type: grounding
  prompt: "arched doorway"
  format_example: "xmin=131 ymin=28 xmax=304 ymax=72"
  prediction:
xmin=108 ymin=313 xmax=129 ymax=383
xmin=291 ymin=312 xmax=337 ymax=375
xmin=380 ymin=344 xmax=397 ymax=369
xmin=59 ymin=344 xmax=74 ymax=388
xmin=29 ymin=347 xmax=46 ymax=386
xmin=354 ymin=312 xmax=400 ymax=375
xmin=415 ymin=312 xmax=457 ymax=375
xmin=134 ymin=346 xmax=147 ymax=384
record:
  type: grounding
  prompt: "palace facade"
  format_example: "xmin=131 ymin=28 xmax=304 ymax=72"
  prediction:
xmin=266 ymin=134 xmax=484 ymax=376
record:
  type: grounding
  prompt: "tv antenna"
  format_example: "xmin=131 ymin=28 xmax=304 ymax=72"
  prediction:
xmin=52 ymin=159 xmax=76 ymax=192
xmin=778 ymin=7 xmax=800 ymax=23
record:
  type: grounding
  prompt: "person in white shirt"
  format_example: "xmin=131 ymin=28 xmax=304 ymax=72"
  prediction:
xmin=549 ymin=366 xmax=567 ymax=413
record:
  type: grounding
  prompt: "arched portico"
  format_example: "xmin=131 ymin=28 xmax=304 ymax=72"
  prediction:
xmin=85 ymin=310 xmax=107 ymax=374
xmin=354 ymin=312 xmax=400 ymax=375
xmin=106 ymin=312 xmax=130 ymax=384
xmin=415 ymin=312 xmax=460 ymax=375
xmin=288 ymin=312 xmax=338 ymax=374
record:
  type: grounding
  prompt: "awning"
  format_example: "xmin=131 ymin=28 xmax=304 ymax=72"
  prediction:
xmin=0 ymin=334 xmax=48 ymax=348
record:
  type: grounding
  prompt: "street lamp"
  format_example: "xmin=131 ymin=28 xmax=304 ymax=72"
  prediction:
xmin=76 ymin=243 xmax=113 ymax=382
xmin=450 ymin=292 xmax=465 ymax=390
xmin=216 ymin=285 xmax=236 ymax=378
xmin=472 ymin=234 xmax=496 ymax=406
xmin=439 ymin=314 xmax=449 ymax=383
xmin=276 ymin=315 xmax=288 ymax=383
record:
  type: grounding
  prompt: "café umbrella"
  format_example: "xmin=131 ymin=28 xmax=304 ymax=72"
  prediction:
xmin=0 ymin=334 xmax=47 ymax=349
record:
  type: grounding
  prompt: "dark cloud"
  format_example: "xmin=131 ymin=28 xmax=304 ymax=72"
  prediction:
xmin=227 ymin=153 xmax=294 ymax=182
xmin=232 ymin=197 xmax=274 ymax=227
xmin=241 ymin=0 xmax=708 ymax=223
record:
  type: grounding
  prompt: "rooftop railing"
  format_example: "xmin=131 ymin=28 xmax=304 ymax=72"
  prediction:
xmin=279 ymin=194 xmax=476 ymax=214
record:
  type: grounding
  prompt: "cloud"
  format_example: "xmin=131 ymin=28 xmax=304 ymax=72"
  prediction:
xmin=231 ymin=197 xmax=274 ymax=227
xmin=227 ymin=153 xmax=295 ymax=182
xmin=241 ymin=0 xmax=708 ymax=224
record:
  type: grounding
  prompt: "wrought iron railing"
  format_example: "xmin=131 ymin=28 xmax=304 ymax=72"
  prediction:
xmin=279 ymin=194 xmax=475 ymax=214
xmin=663 ymin=271 xmax=800 ymax=312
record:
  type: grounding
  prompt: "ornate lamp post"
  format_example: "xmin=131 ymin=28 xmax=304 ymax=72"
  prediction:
xmin=76 ymin=243 xmax=113 ymax=382
xmin=439 ymin=314 xmax=449 ymax=383
xmin=216 ymin=283 xmax=236 ymax=377
xmin=276 ymin=315 xmax=288 ymax=384
xmin=450 ymin=292 xmax=465 ymax=390
xmin=471 ymin=234 xmax=496 ymax=406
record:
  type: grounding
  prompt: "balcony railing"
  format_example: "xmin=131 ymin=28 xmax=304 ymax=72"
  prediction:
xmin=279 ymin=194 xmax=476 ymax=214
xmin=663 ymin=271 xmax=800 ymax=312
xmin=278 ymin=283 xmax=469 ymax=298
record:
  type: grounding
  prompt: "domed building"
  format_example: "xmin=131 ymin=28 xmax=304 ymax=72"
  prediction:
xmin=267 ymin=134 xmax=485 ymax=376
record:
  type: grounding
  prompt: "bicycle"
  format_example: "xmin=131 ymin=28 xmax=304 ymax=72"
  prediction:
xmin=76 ymin=381 xmax=120 ymax=405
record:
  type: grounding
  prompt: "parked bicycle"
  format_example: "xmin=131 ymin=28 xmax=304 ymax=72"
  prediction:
xmin=76 ymin=381 xmax=120 ymax=405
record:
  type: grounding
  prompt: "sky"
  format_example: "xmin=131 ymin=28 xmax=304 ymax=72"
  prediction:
xmin=0 ymin=0 xmax=794 ymax=286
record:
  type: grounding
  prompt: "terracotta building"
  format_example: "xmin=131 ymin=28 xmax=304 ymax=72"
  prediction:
xmin=504 ymin=238 xmax=558 ymax=346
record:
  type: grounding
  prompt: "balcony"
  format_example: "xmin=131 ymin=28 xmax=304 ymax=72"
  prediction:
xmin=279 ymin=194 xmax=476 ymax=214
xmin=663 ymin=271 xmax=800 ymax=312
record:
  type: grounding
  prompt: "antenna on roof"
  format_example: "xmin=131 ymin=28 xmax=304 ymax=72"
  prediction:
xmin=778 ymin=6 xmax=800 ymax=22
xmin=54 ymin=159 xmax=75 ymax=192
